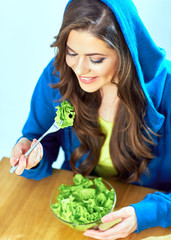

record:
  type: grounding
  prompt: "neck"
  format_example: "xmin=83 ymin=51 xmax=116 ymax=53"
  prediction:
xmin=99 ymin=84 xmax=119 ymax=122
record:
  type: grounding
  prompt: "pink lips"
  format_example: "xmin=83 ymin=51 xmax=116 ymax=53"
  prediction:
xmin=79 ymin=76 xmax=98 ymax=84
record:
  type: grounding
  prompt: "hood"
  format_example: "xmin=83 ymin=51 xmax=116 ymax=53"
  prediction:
xmin=66 ymin=0 xmax=168 ymax=132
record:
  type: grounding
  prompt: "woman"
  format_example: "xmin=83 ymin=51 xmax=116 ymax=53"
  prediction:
xmin=10 ymin=0 xmax=171 ymax=239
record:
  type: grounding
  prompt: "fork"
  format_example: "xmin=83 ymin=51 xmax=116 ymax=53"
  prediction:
xmin=9 ymin=121 xmax=62 ymax=173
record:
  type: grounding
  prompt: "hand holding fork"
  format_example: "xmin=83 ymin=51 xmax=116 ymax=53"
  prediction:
xmin=10 ymin=121 xmax=62 ymax=174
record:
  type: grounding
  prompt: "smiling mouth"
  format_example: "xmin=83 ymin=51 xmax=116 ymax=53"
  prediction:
xmin=79 ymin=76 xmax=98 ymax=84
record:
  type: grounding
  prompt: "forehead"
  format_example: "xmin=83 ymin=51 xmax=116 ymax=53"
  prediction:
xmin=66 ymin=30 xmax=112 ymax=54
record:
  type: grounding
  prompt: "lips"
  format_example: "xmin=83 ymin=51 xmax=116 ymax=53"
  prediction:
xmin=79 ymin=76 xmax=98 ymax=84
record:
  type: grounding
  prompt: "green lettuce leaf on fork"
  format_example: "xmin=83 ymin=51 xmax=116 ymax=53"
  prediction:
xmin=55 ymin=101 xmax=75 ymax=128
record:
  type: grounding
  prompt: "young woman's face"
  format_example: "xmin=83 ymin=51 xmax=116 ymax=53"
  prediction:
xmin=66 ymin=30 xmax=118 ymax=93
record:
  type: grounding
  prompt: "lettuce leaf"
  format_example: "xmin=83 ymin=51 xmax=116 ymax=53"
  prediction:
xmin=51 ymin=174 xmax=115 ymax=225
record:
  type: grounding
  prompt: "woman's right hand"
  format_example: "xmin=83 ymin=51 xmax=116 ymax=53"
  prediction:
xmin=10 ymin=137 xmax=43 ymax=175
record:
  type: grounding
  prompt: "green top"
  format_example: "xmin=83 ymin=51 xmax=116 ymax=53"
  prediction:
xmin=94 ymin=117 xmax=117 ymax=178
xmin=55 ymin=101 xmax=75 ymax=128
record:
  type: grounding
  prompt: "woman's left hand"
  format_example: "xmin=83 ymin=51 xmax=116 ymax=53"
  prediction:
xmin=84 ymin=206 xmax=137 ymax=239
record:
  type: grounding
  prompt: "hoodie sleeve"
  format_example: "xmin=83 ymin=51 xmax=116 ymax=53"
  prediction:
xmin=131 ymin=191 xmax=171 ymax=232
xmin=20 ymin=59 xmax=61 ymax=180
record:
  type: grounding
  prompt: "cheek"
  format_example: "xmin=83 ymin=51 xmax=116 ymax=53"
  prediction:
xmin=95 ymin=65 xmax=115 ymax=79
xmin=93 ymin=57 xmax=118 ymax=77
xmin=104 ymin=60 xmax=118 ymax=78
xmin=66 ymin=56 xmax=73 ymax=68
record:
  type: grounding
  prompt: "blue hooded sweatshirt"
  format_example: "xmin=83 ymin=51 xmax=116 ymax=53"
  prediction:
xmin=20 ymin=0 xmax=171 ymax=234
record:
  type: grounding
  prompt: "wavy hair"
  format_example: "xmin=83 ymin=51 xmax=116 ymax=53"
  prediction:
xmin=51 ymin=0 xmax=156 ymax=182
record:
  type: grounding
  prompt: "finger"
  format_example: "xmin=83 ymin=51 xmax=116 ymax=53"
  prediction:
xmin=10 ymin=146 xmax=23 ymax=166
xmin=31 ymin=138 xmax=37 ymax=147
xmin=26 ymin=141 xmax=38 ymax=169
xmin=10 ymin=156 xmax=20 ymax=167
xmin=10 ymin=138 xmax=31 ymax=166
xmin=15 ymin=155 xmax=27 ymax=175
xmin=84 ymin=210 xmax=136 ymax=240
xmin=32 ymin=142 xmax=42 ymax=166
xmin=98 ymin=218 xmax=122 ymax=231
xmin=84 ymin=221 xmax=129 ymax=240
xmin=39 ymin=142 xmax=43 ymax=159
xmin=26 ymin=140 xmax=42 ymax=169
xmin=101 ymin=208 xmax=129 ymax=223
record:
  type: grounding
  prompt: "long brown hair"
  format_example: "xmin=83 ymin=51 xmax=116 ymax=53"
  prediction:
xmin=51 ymin=0 xmax=156 ymax=182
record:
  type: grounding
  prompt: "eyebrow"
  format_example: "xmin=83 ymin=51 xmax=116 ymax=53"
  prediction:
xmin=66 ymin=45 xmax=106 ymax=57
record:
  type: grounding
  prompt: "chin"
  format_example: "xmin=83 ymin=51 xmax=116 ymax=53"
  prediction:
xmin=79 ymin=83 xmax=99 ymax=93
xmin=80 ymin=86 xmax=99 ymax=93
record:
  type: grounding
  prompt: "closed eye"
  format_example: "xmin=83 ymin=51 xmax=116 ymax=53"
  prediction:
xmin=66 ymin=46 xmax=106 ymax=64
xmin=66 ymin=49 xmax=77 ymax=57
xmin=89 ymin=57 xmax=105 ymax=64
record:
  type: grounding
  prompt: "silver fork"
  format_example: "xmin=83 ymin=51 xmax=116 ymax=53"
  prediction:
xmin=9 ymin=121 xmax=62 ymax=173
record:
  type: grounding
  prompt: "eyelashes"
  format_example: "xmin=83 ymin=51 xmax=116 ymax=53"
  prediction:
xmin=66 ymin=50 xmax=77 ymax=57
xmin=89 ymin=58 xmax=105 ymax=64
xmin=66 ymin=49 xmax=105 ymax=64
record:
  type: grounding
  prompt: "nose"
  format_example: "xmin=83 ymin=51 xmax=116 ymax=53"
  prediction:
xmin=74 ymin=57 xmax=90 ymax=76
